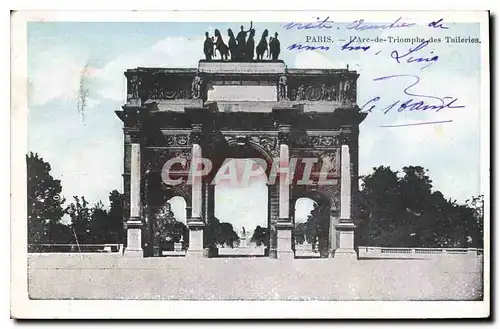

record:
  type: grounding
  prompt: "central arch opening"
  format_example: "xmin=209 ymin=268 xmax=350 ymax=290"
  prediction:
xmin=213 ymin=158 xmax=268 ymax=257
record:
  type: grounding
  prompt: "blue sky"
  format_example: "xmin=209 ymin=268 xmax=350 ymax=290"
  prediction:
xmin=27 ymin=20 xmax=482 ymax=230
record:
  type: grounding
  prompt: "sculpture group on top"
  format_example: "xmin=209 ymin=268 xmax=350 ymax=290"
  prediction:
xmin=203 ymin=22 xmax=281 ymax=61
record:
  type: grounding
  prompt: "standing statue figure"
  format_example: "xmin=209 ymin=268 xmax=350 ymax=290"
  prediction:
xmin=245 ymin=29 xmax=256 ymax=61
xmin=191 ymin=73 xmax=202 ymax=99
xmin=236 ymin=21 xmax=253 ymax=60
xmin=227 ymin=28 xmax=237 ymax=61
xmin=269 ymin=32 xmax=281 ymax=60
xmin=278 ymin=75 xmax=288 ymax=100
xmin=330 ymin=85 xmax=337 ymax=101
xmin=267 ymin=37 xmax=273 ymax=59
xmin=241 ymin=226 xmax=246 ymax=238
xmin=130 ymin=75 xmax=141 ymax=99
xmin=343 ymin=80 xmax=351 ymax=103
xmin=297 ymin=84 xmax=305 ymax=101
xmin=203 ymin=31 xmax=214 ymax=60
xmin=256 ymin=29 xmax=269 ymax=60
xmin=214 ymin=29 xmax=229 ymax=60
xmin=321 ymin=84 xmax=329 ymax=101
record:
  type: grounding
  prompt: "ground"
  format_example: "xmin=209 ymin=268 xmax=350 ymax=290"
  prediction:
xmin=28 ymin=253 xmax=483 ymax=300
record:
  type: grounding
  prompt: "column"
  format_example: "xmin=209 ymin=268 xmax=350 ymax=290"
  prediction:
xmin=186 ymin=124 xmax=205 ymax=258
xmin=275 ymin=124 xmax=294 ymax=260
xmin=334 ymin=143 xmax=357 ymax=259
xmin=204 ymin=182 xmax=217 ymax=257
xmin=124 ymin=139 xmax=143 ymax=256
xmin=267 ymin=184 xmax=278 ymax=259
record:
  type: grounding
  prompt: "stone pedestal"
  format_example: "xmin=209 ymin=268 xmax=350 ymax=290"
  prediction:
xmin=334 ymin=221 xmax=357 ymax=258
xmin=276 ymin=222 xmax=294 ymax=260
xmin=239 ymin=236 xmax=248 ymax=248
xmin=186 ymin=221 xmax=205 ymax=258
xmin=124 ymin=221 xmax=143 ymax=257
xmin=174 ymin=242 xmax=183 ymax=252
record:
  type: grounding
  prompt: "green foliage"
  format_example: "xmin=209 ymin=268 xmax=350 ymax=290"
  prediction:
xmin=152 ymin=203 xmax=189 ymax=251
xmin=204 ymin=217 xmax=239 ymax=248
xmin=107 ymin=190 xmax=126 ymax=244
xmin=294 ymin=222 xmax=306 ymax=245
xmin=356 ymin=165 xmax=484 ymax=248
xmin=250 ymin=225 xmax=268 ymax=247
xmin=27 ymin=152 xmax=127 ymax=250
xmin=66 ymin=196 xmax=94 ymax=244
xmin=27 ymin=152 xmax=66 ymax=249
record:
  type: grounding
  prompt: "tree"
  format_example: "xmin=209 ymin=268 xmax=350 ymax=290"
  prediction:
xmin=305 ymin=202 xmax=330 ymax=256
xmin=465 ymin=195 xmax=484 ymax=248
xmin=89 ymin=201 xmax=109 ymax=243
xmin=250 ymin=225 xmax=268 ymax=247
xmin=294 ymin=222 xmax=306 ymax=245
xmin=218 ymin=222 xmax=239 ymax=248
xmin=66 ymin=196 xmax=93 ymax=245
xmin=27 ymin=152 xmax=66 ymax=249
xmin=356 ymin=165 xmax=484 ymax=248
xmin=107 ymin=190 xmax=125 ymax=244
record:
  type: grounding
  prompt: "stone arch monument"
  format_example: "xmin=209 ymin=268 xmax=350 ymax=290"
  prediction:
xmin=116 ymin=58 xmax=366 ymax=259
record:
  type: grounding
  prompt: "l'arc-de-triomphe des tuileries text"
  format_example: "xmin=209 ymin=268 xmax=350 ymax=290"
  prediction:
xmin=116 ymin=39 xmax=366 ymax=259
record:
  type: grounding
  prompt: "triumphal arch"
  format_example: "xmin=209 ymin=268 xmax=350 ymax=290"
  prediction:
xmin=116 ymin=56 xmax=366 ymax=259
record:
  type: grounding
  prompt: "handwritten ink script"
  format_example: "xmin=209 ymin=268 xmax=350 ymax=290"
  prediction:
xmin=390 ymin=40 xmax=439 ymax=69
xmin=361 ymin=74 xmax=464 ymax=116
xmin=282 ymin=16 xmax=334 ymax=30
xmin=346 ymin=17 xmax=416 ymax=31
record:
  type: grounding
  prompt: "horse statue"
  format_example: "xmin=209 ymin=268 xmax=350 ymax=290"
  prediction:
xmin=227 ymin=28 xmax=237 ymax=61
xmin=256 ymin=29 xmax=269 ymax=60
xmin=214 ymin=29 xmax=229 ymax=60
xmin=245 ymin=28 xmax=256 ymax=61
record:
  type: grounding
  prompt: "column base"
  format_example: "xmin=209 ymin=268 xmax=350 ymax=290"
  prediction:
xmin=187 ymin=218 xmax=205 ymax=258
xmin=123 ymin=248 xmax=144 ymax=257
xmin=124 ymin=221 xmax=143 ymax=257
xmin=275 ymin=221 xmax=294 ymax=260
xmin=185 ymin=249 xmax=205 ymax=258
xmin=277 ymin=250 xmax=294 ymax=261
xmin=333 ymin=248 xmax=358 ymax=260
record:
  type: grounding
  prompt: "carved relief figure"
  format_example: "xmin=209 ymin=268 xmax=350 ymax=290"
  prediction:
xmin=203 ymin=31 xmax=214 ymax=60
xmin=321 ymin=84 xmax=329 ymax=101
xmin=343 ymin=80 xmax=352 ymax=103
xmin=278 ymin=75 xmax=288 ymax=100
xmin=256 ymin=29 xmax=269 ymax=60
xmin=330 ymin=86 xmax=337 ymax=101
xmin=319 ymin=150 xmax=339 ymax=174
xmin=269 ymin=32 xmax=281 ymax=60
xmin=131 ymin=75 xmax=141 ymax=99
xmin=297 ymin=84 xmax=305 ymax=100
xmin=191 ymin=74 xmax=202 ymax=99
xmin=214 ymin=29 xmax=229 ymax=60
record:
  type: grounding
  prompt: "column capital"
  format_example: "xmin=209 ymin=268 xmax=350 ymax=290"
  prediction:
xmin=278 ymin=124 xmax=291 ymax=145
xmin=190 ymin=123 xmax=203 ymax=145
xmin=128 ymin=128 xmax=143 ymax=143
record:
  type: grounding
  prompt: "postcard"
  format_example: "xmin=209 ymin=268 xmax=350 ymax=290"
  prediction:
xmin=11 ymin=10 xmax=490 ymax=319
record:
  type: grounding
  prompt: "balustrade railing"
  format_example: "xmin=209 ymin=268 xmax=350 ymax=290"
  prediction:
xmin=358 ymin=246 xmax=483 ymax=258
xmin=28 ymin=244 xmax=123 ymax=253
